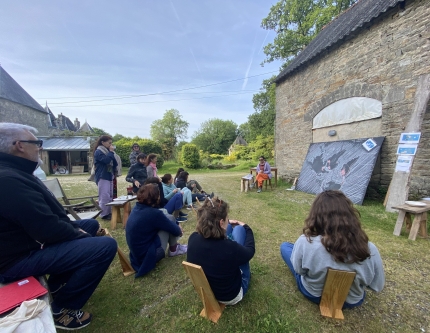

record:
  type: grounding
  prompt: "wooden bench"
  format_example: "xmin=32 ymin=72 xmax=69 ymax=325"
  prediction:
xmin=392 ymin=201 xmax=430 ymax=240
xmin=182 ymin=261 xmax=225 ymax=323
xmin=319 ymin=268 xmax=356 ymax=320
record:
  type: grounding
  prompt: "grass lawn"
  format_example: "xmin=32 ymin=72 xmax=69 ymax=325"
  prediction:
xmin=53 ymin=167 xmax=430 ymax=333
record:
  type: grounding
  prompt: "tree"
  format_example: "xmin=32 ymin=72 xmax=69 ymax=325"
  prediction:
xmin=150 ymin=109 xmax=189 ymax=160
xmin=191 ymin=119 xmax=237 ymax=155
xmin=261 ymin=0 xmax=357 ymax=65
xmin=112 ymin=133 xmax=127 ymax=142
xmin=181 ymin=144 xmax=200 ymax=169
xmin=92 ymin=127 xmax=111 ymax=136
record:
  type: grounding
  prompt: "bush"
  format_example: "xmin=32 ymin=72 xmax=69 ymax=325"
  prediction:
xmin=224 ymin=153 xmax=237 ymax=163
xmin=155 ymin=154 xmax=164 ymax=169
xmin=114 ymin=138 xmax=162 ymax=167
xmin=181 ymin=144 xmax=200 ymax=169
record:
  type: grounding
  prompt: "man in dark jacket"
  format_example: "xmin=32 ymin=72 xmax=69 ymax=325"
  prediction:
xmin=0 ymin=123 xmax=117 ymax=331
xmin=126 ymin=153 xmax=147 ymax=193
xmin=128 ymin=143 xmax=141 ymax=166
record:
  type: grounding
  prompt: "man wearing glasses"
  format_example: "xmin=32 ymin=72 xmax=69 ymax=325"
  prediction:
xmin=0 ymin=123 xmax=117 ymax=330
xmin=129 ymin=143 xmax=141 ymax=166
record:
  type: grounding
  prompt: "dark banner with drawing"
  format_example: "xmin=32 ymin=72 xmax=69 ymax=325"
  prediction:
xmin=296 ymin=137 xmax=385 ymax=205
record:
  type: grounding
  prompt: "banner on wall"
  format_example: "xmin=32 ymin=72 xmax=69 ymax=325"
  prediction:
xmin=296 ymin=137 xmax=385 ymax=205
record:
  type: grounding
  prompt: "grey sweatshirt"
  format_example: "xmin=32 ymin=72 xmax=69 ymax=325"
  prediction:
xmin=291 ymin=234 xmax=385 ymax=304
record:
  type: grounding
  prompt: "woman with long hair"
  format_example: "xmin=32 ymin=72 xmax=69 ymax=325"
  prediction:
xmin=161 ymin=173 xmax=193 ymax=210
xmin=175 ymin=171 xmax=208 ymax=204
xmin=126 ymin=184 xmax=187 ymax=277
xmin=174 ymin=167 xmax=207 ymax=195
xmin=93 ymin=135 xmax=117 ymax=220
xmin=280 ymin=190 xmax=385 ymax=308
xmin=187 ymin=197 xmax=255 ymax=305
xmin=146 ymin=154 xmax=159 ymax=179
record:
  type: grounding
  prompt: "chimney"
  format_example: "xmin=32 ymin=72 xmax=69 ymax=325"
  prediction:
xmin=74 ymin=118 xmax=80 ymax=130
xmin=57 ymin=113 xmax=65 ymax=129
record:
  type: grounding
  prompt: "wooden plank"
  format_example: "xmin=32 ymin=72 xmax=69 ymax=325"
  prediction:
xmin=393 ymin=210 xmax=406 ymax=236
xmin=320 ymin=269 xmax=356 ymax=320
xmin=182 ymin=261 xmax=225 ymax=323
xmin=386 ymin=74 xmax=430 ymax=212
xmin=408 ymin=213 xmax=423 ymax=241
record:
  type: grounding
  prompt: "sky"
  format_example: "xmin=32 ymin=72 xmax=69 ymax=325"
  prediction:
xmin=0 ymin=0 xmax=282 ymax=139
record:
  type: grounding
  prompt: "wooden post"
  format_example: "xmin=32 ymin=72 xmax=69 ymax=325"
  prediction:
xmin=386 ymin=74 xmax=430 ymax=212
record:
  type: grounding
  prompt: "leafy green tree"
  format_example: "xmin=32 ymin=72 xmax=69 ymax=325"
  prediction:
xmin=261 ymin=0 xmax=357 ymax=65
xmin=112 ymin=133 xmax=127 ymax=142
xmin=191 ymin=119 xmax=237 ymax=154
xmin=247 ymin=135 xmax=275 ymax=160
xmin=92 ymin=127 xmax=111 ymax=136
xmin=181 ymin=144 xmax=200 ymax=169
xmin=150 ymin=109 xmax=189 ymax=160
xmin=114 ymin=138 xmax=162 ymax=167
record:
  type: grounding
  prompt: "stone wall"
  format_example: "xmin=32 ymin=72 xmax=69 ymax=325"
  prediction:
xmin=0 ymin=99 xmax=52 ymax=136
xmin=275 ymin=0 xmax=430 ymax=197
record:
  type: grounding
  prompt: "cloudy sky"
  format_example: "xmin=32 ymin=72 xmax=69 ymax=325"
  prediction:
xmin=0 ymin=0 xmax=282 ymax=139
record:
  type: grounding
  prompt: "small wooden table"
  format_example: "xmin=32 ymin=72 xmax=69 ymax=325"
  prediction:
xmin=241 ymin=176 xmax=254 ymax=192
xmin=105 ymin=196 xmax=137 ymax=230
xmin=392 ymin=201 xmax=429 ymax=241
xmin=250 ymin=167 xmax=278 ymax=187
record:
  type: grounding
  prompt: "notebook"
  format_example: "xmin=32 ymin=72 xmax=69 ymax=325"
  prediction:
xmin=0 ymin=276 xmax=48 ymax=314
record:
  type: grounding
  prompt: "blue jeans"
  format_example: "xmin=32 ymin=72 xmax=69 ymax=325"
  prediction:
xmin=226 ymin=224 xmax=251 ymax=296
xmin=0 ymin=219 xmax=117 ymax=311
xmin=164 ymin=193 xmax=183 ymax=214
xmin=280 ymin=242 xmax=364 ymax=309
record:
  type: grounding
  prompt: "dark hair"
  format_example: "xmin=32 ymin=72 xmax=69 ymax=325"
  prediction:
xmin=175 ymin=168 xmax=184 ymax=180
xmin=161 ymin=174 xmax=172 ymax=184
xmin=132 ymin=143 xmax=140 ymax=148
xmin=137 ymin=184 xmax=160 ymax=207
xmin=196 ymin=197 xmax=229 ymax=239
xmin=177 ymin=171 xmax=189 ymax=182
xmin=93 ymin=135 xmax=112 ymax=156
xmin=303 ymin=190 xmax=370 ymax=263
xmin=137 ymin=153 xmax=147 ymax=162
xmin=146 ymin=153 xmax=157 ymax=166
xmin=144 ymin=177 xmax=160 ymax=185
xmin=259 ymin=156 xmax=265 ymax=160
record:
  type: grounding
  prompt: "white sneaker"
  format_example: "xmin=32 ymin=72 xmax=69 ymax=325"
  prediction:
xmin=168 ymin=244 xmax=188 ymax=257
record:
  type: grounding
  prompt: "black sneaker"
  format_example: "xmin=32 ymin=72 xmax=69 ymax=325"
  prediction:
xmin=54 ymin=308 xmax=92 ymax=330
xmin=101 ymin=214 xmax=111 ymax=220
xmin=179 ymin=211 xmax=188 ymax=217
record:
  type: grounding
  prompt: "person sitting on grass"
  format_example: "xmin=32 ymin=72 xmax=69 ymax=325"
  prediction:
xmin=175 ymin=171 xmax=210 ymax=204
xmin=161 ymin=173 xmax=194 ymax=210
xmin=280 ymin=190 xmax=385 ymax=309
xmin=145 ymin=177 xmax=187 ymax=223
xmin=126 ymin=153 xmax=147 ymax=193
xmin=255 ymin=155 xmax=272 ymax=193
xmin=175 ymin=167 xmax=207 ymax=194
xmin=187 ymin=197 xmax=255 ymax=305
xmin=126 ymin=184 xmax=187 ymax=278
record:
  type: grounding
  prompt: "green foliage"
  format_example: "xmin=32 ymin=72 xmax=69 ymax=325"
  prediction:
xmin=150 ymin=109 xmax=189 ymax=160
xmin=247 ymin=135 xmax=275 ymax=160
xmin=92 ymin=127 xmax=111 ymax=136
xmin=181 ymin=144 xmax=200 ymax=169
xmin=155 ymin=153 xmax=164 ymax=169
xmin=233 ymin=145 xmax=252 ymax=160
xmin=114 ymin=138 xmax=162 ymax=167
xmin=112 ymin=133 xmax=127 ymax=142
xmin=191 ymin=118 xmax=237 ymax=154
xmin=261 ymin=0 xmax=357 ymax=65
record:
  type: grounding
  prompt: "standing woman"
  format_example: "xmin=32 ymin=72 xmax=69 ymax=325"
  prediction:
xmin=280 ymin=190 xmax=385 ymax=308
xmin=94 ymin=135 xmax=117 ymax=220
xmin=126 ymin=184 xmax=187 ymax=277
xmin=146 ymin=154 xmax=159 ymax=179
xmin=187 ymin=198 xmax=255 ymax=305
xmin=255 ymin=156 xmax=272 ymax=193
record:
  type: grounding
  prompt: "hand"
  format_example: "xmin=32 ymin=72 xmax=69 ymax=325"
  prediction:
xmin=109 ymin=145 xmax=115 ymax=152
xmin=173 ymin=188 xmax=178 ymax=193
xmin=229 ymin=219 xmax=245 ymax=226
xmin=134 ymin=180 xmax=141 ymax=187
xmin=78 ymin=228 xmax=88 ymax=234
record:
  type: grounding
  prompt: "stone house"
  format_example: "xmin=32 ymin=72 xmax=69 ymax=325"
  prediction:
xmin=274 ymin=0 xmax=430 ymax=196
xmin=228 ymin=135 xmax=247 ymax=155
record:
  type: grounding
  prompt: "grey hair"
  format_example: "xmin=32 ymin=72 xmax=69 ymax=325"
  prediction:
xmin=0 ymin=122 xmax=38 ymax=154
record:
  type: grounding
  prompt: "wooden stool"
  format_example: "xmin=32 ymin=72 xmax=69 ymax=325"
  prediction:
xmin=263 ymin=178 xmax=273 ymax=190
xmin=392 ymin=201 xmax=430 ymax=240
xmin=320 ymin=268 xmax=356 ymax=320
xmin=182 ymin=261 xmax=225 ymax=323
xmin=241 ymin=177 xmax=253 ymax=192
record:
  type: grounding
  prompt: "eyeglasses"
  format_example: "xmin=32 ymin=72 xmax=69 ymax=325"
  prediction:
xmin=13 ymin=140 xmax=43 ymax=148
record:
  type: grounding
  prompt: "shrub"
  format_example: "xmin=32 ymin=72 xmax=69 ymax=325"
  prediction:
xmin=155 ymin=154 xmax=164 ymax=169
xmin=114 ymin=138 xmax=162 ymax=167
xmin=181 ymin=144 xmax=200 ymax=169
xmin=224 ymin=153 xmax=237 ymax=163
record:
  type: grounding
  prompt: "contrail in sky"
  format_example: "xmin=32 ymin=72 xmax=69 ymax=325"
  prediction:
xmin=242 ymin=32 xmax=258 ymax=90
xmin=170 ymin=0 xmax=203 ymax=81
xmin=258 ymin=30 xmax=270 ymax=55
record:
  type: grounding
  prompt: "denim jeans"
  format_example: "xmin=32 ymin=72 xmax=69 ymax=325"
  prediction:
xmin=0 ymin=219 xmax=117 ymax=311
xmin=164 ymin=193 xmax=183 ymax=214
xmin=280 ymin=242 xmax=364 ymax=309
xmin=226 ymin=224 xmax=251 ymax=296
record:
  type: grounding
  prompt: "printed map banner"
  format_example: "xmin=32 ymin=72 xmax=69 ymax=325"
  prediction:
xmin=296 ymin=137 xmax=385 ymax=205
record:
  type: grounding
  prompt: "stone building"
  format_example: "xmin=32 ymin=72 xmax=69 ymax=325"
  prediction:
xmin=228 ymin=135 xmax=247 ymax=155
xmin=274 ymin=0 xmax=430 ymax=196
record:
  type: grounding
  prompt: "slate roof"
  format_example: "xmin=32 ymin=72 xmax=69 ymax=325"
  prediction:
xmin=0 ymin=66 xmax=46 ymax=113
xmin=275 ymin=0 xmax=403 ymax=84
xmin=77 ymin=121 xmax=94 ymax=133
xmin=232 ymin=136 xmax=247 ymax=146
xmin=39 ymin=136 xmax=95 ymax=151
